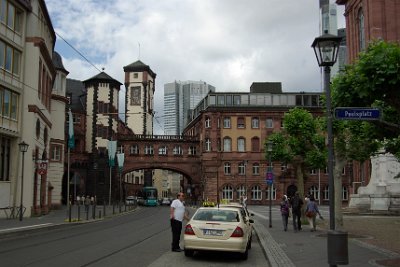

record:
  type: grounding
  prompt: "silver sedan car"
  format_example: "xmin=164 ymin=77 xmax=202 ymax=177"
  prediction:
xmin=183 ymin=206 xmax=253 ymax=260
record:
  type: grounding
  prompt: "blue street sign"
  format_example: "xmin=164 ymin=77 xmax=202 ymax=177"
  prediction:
xmin=334 ymin=107 xmax=381 ymax=120
xmin=266 ymin=171 xmax=274 ymax=185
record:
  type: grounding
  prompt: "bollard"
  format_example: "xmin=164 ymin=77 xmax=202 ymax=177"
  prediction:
xmin=327 ymin=230 xmax=349 ymax=265
xmin=98 ymin=210 xmax=102 ymax=218
xmin=113 ymin=204 xmax=115 ymax=214
xmin=86 ymin=207 xmax=89 ymax=220
xmin=103 ymin=204 xmax=106 ymax=217
xmin=78 ymin=205 xmax=81 ymax=221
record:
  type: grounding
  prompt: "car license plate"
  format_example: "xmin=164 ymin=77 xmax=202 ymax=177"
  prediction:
xmin=203 ymin=229 xmax=223 ymax=236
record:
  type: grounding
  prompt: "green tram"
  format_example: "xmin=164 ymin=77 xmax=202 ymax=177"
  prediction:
xmin=142 ymin=186 xmax=158 ymax=206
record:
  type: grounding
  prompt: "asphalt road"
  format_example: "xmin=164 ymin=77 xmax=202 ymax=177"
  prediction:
xmin=0 ymin=206 xmax=269 ymax=267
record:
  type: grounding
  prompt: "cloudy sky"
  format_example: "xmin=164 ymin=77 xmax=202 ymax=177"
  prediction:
xmin=45 ymin=0 xmax=345 ymax=134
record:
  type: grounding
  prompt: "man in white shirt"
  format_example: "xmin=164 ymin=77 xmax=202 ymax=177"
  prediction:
xmin=170 ymin=192 xmax=189 ymax=252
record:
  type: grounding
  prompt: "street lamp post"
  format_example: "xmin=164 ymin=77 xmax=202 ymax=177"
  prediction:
xmin=18 ymin=141 xmax=29 ymax=221
xmin=312 ymin=32 xmax=348 ymax=266
xmin=267 ymin=141 xmax=273 ymax=228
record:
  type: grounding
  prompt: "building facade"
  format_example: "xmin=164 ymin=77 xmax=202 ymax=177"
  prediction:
xmin=184 ymin=83 xmax=352 ymax=205
xmin=0 ymin=0 xmax=68 ymax=218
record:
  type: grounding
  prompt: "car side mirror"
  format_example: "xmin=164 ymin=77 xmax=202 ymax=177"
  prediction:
xmin=250 ymin=213 xmax=254 ymax=216
xmin=249 ymin=219 xmax=254 ymax=224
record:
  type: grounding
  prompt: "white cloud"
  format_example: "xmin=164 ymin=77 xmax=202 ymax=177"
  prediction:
xmin=45 ymin=0 xmax=346 ymax=134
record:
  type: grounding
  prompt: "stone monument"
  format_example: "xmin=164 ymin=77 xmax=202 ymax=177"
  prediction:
xmin=349 ymin=152 xmax=400 ymax=214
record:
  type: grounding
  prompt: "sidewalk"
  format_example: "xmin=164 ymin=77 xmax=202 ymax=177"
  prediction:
xmin=252 ymin=210 xmax=400 ymax=267
xmin=0 ymin=204 xmax=136 ymax=236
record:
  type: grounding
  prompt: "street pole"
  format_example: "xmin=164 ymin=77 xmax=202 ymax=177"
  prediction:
xmin=269 ymin=154 xmax=272 ymax=228
xmin=18 ymin=141 xmax=29 ymax=221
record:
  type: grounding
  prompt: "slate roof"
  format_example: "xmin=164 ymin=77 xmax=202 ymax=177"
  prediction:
xmin=83 ymin=71 xmax=122 ymax=87
xmin=123 ymin=60 xmax=156 ymax=78
xmin=52 ymin=51 xmax=69 ymax=74
xmin=66 ymin=78 xmax=86 ymax=112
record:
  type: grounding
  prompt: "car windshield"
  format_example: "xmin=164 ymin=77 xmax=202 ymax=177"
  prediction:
xmin=193 ymin=209 xmax=239 ymax=222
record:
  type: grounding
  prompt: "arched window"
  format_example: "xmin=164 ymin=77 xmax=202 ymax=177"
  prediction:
xmin=251 ymin=185 xmax=262 ymax=200
xmin=237 ymin=137 xmax=245 ymax=152
xmin=237 ymin=185 xmax=245 ymax=200
xmin=238 ymin=162 xmax=246 ymax=175
xmin=223 ymin=137 xmax=231 ymax=152
xmin=222 ymin=185 xmax=233 ymax=200
xmin=237 ymin=117 xmax=245 ymax=128
xmin=251 ymin=117 xmax=259 ymax=128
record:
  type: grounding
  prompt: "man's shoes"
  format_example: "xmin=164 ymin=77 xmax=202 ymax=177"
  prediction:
xmin=172 ymin=248 xmax=183 ymax=252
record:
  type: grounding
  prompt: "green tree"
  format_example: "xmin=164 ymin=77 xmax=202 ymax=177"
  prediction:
xmin=265 ymin=108 xmax=326 ymax=199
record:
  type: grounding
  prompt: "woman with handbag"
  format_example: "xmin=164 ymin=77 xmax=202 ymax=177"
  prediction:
xmin=305 ymin=195 xmax=321 ymax=232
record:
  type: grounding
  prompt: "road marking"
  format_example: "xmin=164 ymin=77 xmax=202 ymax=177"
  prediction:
xmin=0 ymin=223 xmax=53 ymax=233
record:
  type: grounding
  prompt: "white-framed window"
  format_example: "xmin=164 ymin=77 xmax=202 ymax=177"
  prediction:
xmin=145 ymin=145 xmax=154 ymax=155
xmin=237 ymin=185 xmax=245 ymax=200
xmin=310 ymin=169 xmax=316 ymax=175
xmin=222 ymin=185 xmax=234 ymax=200
xmin=251 ymin=117 xmax=259 ymax=128
xmin=158 ymin=146 xmax=167 ymax=155
xmin=308 ymin=185 xmax=319 ymax=200
xmin=238 ymin=162 xmax=246 ymax=175
xmin=205 ymin=138 xmax=211 ymax=151
xmin=223 ymin=117 xmax=231 ymax=128
xmin=251 ymin=185 xmax=262 ymax=200
xmin=323 ymin=185 xmax=329 ymax=200
xmin=252 ymin=163 xmax=260 ymax=175
xmin=223 ymin=137 xmax=231 ymax=152
xmin=50 ymin=144 xmax=62 ymax=161
xmin=205 ymin=116 xmax=211 ymax=128
xmin=173 ymin=145 xmax=183 ymax=155
xmin=224 ymin=162 xmax=231 ymax=175
xmin=266 ymin=118 xmax=273 ymax=128
xmin=266 ymin=184 xmax=276 ymax=200
xmin=130 ymin=145 xmax=139 ymax=155
xmin=237 ymin=137 xmax=245 ymax=152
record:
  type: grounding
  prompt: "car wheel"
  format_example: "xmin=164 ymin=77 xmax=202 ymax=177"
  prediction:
xmin=184 ymin=249 xmax=194 ymax=257
xmin=240 ymin=248 xmax=248 ymax=260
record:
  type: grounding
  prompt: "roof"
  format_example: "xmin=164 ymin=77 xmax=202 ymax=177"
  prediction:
xmin=123 ymin=60 xmax=157 ymax=78
xmin=250 ymin=82 xmax=282 ymax=94
xmin=66 ymin=79 xmax=86 ymax=112
xmin=83 ymin=71 xmax=122 ymax=87
xmin=52 ymin=51 xmax=69 ymax=74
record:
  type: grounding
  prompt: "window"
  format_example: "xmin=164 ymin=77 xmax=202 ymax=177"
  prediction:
xmin=223 ymin=137 xmax=231 ymax=152
xmin=145 ymin=145 xmax=154 ymax=155
xmin=0 ymin=136 xmax=11 ymax=181
xmin=238 ymin=162 xmax=246 ymax=175
xmin=342 ymin=186 xmax=348 ymax=200
xmin=237 ymin=137 xmax=245 ymax=152
xmin=222 ymin=185 xmax=233 ymax=200
xmin=233 ymin=95 xmax=241 ymax=105
xmin=237 ymin=117 xmax=245 ymax=128
xmin=251 ymin=117 xmax=259 ymax=128
xmin=36 ymin=119 xmax=40 ymax=138
xmin=266 ymin=118 xmax=273 ymax=128
xmin=252 ymin=163 xmax=260 ymax=175
xmin=204 ymin=138 xmax=211 ymax=151
xmin=0 ymin=40 xmax=21 ymax=75
xmin=323 ymin=185 xmax=329 ymax=200
xmin=266 ymin=184 xmax=276 ymax=200
xmin=1 ymin=1 xmax=22 ymax=33
xmin=310 ymin=169 xmax=316 ymax=175
xmin=217 ymin=95 xmax=225 ymax=105
xmin=358 ymin=8 xmax=365 ymax=51
xmin=342 ymin=167 xmax=346 ymax=175
xmin=130 ymin=86 xmax=141 ymax=105
xmin=251 ymin=137 xmax=260 ymax=152
xmin=224 ymin=162 xmax=231 ymax=175
xmin=158 ymin=146 xmax=167 ymax=155
xmin=133 ymin=73 xmax=138 ymax=78
xmin=237 ymin=185 xmax=245 ymax=200
xmin=50 ymin=145 xmax=62 ymax=161
xmin=308 ymin=185 xmax=319 ymax=200
xmin=251 ymin=185 xmax=262 ymax=200
xmin=129 ymin=145 xmax=139 ymax=155
xmin=205 ymin=117 xmax=210 ymax=128
xmin=223 ymin=117 xmax=231 ymax=128
xmin=173 ymin=145 xmax=183 ymax=155
xmin=189 ymin=146 xmax=196 ymax=155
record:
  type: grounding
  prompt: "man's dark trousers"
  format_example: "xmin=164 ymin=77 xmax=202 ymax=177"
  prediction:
xmin=171 ymin=219 xmax=182 ymax=250
xmin=292 ymin=210 xmax=302 ymax=231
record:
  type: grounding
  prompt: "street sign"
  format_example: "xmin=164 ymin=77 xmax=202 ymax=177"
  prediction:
xmin=37 ymin=161 xmax=48 ymax=175
xmin=266 ymin=171 xmax=274 ymax=185
xmin=334 ymin=107 xmax=381 ymax=120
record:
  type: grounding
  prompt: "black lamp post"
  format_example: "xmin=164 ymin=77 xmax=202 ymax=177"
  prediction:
xmin=18 ymin=141 xmax=29 ymax=221
xmin=267 ymin=141 xmax=273 ymax=228
xmin=312 ymin=32 xmax=348 ymax=266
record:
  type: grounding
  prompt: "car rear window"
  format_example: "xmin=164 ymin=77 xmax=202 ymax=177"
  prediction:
xmin=193 ymin=210 xmax=239 ymax=222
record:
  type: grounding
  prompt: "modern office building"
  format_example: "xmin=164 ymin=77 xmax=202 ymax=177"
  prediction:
xmin=164 ymin=81 xmax=215 ymax=135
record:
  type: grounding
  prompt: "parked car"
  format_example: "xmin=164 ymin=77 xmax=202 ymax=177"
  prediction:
xmin=125 ymin=196 xmax=137 ymax=205
xmin=161 ymin=198 xmax=171 ymax=205
xmin=183 ymin=206 xmax=253 ymax=259
xmin=219 ymin=202 xmax=254 ymax=244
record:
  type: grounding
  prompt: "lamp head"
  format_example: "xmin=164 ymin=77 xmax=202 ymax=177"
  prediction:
xmin=18 ymin=141 xmax=29 ymax=153
xmin=312 ymin=32 xmax=342 ymax=67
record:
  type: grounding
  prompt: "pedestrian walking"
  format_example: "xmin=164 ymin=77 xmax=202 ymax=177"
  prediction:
xmin=84 ymin=195 xmax=91 ymax=213
xmin=290 ymin=192 xmax=304 ymax=232
xmin=280 ymin=195 xmax=290 ymax=231
xmin=305 ymin=195 xmax=322 ymax=231
xmin=170 ymin=192 xmax=189 ymax=252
